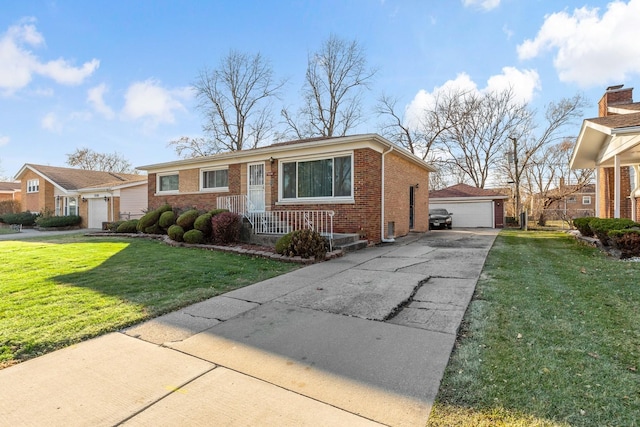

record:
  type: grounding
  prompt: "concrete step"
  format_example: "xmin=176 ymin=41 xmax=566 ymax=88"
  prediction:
xmin=336 ymin=240 xmax=369 ymax=253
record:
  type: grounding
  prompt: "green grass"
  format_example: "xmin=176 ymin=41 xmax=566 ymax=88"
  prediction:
xmin=0 ymin=228 xmax=19 ymax=235
xmin=0 ymin=234 xmax=298 ymax=367
xmin=428 ymin=230 xmax=640 ymax=427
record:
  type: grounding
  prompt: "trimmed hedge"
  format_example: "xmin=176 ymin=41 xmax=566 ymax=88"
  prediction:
xmin=158 ymin=211 xmax=176 ymax=229
xmin=589 ymin=218 xmax=638 ymax=246
xmin=176 ymin=209 xmax=200 ymax=230
xmin=209 ymin=208 xmax=229 ymax=216
xmin=1 ymin=211 xmax=39 ymax=226
xmin=137 ymin=210 xmax=161 ymax=232
xmin=573 ymin=216 xmax=595 ymax=237
xmin=116 ymin=220 xmax=139 ymax=233
xmin=168 ymin=224 xmax=185 ymax=242
xmin=36 ymin=215 xmax=81 ymax=228
xmin=183 ymin=229 xmax=204 ymax=244
xmin=211 ymin=212 xmax=241 ymax=244
xmin=194 ymin=213 xmax=213 ymax=237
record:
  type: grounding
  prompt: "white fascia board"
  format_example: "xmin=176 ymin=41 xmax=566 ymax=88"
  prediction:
xmin=431 ymin=196 xmax=508 ymax=202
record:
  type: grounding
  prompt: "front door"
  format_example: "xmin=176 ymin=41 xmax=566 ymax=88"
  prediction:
xmin=409 ymin=186 xmax=415 ymax=229
xmin=248 ymin=163 xmax=265 ymax=212
xmin=88 ymin=198 xmax=108 ymax=228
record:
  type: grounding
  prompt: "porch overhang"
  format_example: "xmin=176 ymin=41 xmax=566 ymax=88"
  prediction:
xmin=571 ymin=116 xmax=640 ymax=170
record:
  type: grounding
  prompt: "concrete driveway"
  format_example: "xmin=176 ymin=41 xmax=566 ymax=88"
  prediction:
xmin=0 ymin=228 xmax=498 ymax=426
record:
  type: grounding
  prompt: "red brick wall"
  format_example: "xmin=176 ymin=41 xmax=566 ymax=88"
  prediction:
xmin=147 ymin=164 xmax=242 ymax=212
xmin=383 ymin=151 xmax=429 ymax=236
xmin=598 ymin=167 xmax=632 ymax=219
xmin=494 ymin=199 xmax=504 ymax=228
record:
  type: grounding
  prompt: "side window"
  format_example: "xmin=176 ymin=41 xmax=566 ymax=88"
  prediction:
xmin=158 ymin=173 xmax=179 ymax=192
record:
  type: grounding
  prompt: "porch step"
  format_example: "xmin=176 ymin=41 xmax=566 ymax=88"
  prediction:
xmin=336 ymin=239 xmax=369 ymax=253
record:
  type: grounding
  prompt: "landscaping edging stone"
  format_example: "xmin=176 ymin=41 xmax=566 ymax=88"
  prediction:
xmin=84 ymin=232 xmax=343 ymax=264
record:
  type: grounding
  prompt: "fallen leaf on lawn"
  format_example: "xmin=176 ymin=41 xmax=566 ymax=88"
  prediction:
xmin=628 ymin=366 xmax=637 ymax=372
xmin=580 ymin=267 xmax=587 ymax=274
xmin=517 ymin=333 xmax=522 ymax=339
xmin=588 ymin=352 xmax=599 ymax=359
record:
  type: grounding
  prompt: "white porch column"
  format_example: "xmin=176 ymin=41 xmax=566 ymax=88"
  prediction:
xmin=595 ymin=167 xmax=600 ymax=217
xmin=614 ymin=155 xmax=621 ymax=218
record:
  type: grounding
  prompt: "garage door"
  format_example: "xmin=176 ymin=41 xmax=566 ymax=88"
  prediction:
xmin=430 ymin=201 xmax=493 ymax=228
xmin=88 ymin=198 xmax=108 ymax=229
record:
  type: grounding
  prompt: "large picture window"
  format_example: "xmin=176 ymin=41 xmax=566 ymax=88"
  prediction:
xmin=282 ymin=155 xmax=352 ymax=200
xmin=158 ymin=173 xmax=179 ymax=192
xmin=202 ymin=169 xmax=228 ymax=190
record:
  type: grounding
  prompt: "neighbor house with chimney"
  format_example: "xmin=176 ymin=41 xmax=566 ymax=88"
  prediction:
xmin=570 ymin=84 xmax=640 ymax=221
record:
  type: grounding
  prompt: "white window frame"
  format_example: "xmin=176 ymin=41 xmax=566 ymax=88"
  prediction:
xmin=582 ymin=195 xmax=592 ymax=205
xmin=200 ymin=167 xmax=229 ymax=192
xmin=157 ymin=172 xmax=179 ymax=194
xmin=278 ymin=152 xmax=354 ymax=204
xmin=27 ymin=179 xmax=39 ymax=193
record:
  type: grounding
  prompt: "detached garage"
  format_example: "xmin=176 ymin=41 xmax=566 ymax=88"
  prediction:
xmin=430 ymin=183 xmax=508 ymax=228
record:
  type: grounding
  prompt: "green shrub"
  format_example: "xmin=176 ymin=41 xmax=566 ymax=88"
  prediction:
xmin=209 ymin=208 xmax=229 ymax=216
xmin=283 ymin=229 xmax=327 ymax=259
xmin=275 ymin=233 xmax=293 ymax=255
xmin=589 ymin=218 xmax=638 ymax=246
xmin=155 ymin=204 xmax=173 ymax=214
xmin=211 ymin=212 xmax=241 ymax=244
xmin=168 ymin=224 xmax=185 ymax=242
xmin=116 ymin=220 xmax=139 ymax=233
xmin=573 ymin=216 xmax=595 ymax=237
xmin=1 ymin=211 xmax=39 ymax=226
xmin=194 ymin=213 xmax=213 ymax=237
xmin=158 ymin=211 xmax=176 ymax=229
xmin=183 ymin=229 xmax=204 ymax=244
xmin=176 ymin=209 xmax=200 ymax=230
xmin=106 ymin=221 xmax=124 ymax=232
xmin=36 ymin=215 xmax=82 ymax=228
xmin=136 ymin=210 xmax=161 ymax=232
xmin=144 ymin=223 xmax=164 ymax=235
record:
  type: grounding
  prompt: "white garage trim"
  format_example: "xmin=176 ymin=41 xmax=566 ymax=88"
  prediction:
xmin=430 ymin=200 xmax=493 ymax=228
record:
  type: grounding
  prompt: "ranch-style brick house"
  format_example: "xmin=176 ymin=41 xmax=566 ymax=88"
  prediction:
xmin=14 ymin=164 xmax=148 ymax=228
xmin=137 ymin=134 xmax=436 ymax=244
xmin=570 ymin=84 xmax=640 ymax=221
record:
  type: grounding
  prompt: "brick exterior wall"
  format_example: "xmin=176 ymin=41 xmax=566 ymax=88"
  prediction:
xmin=148 ymin=164 xmax=243 ymax=212
xmin=384 ymin=151 xmax=429 ymax=236
xmin=145 ymin=147 xmax=431 ymax=244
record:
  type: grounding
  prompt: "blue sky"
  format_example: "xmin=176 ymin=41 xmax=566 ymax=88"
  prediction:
xmin=2 ymin=0 xmax=640 ymax=179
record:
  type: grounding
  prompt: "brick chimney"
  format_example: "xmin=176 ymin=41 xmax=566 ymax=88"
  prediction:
xmin=598 ymin=84 xmax=633 ymax=117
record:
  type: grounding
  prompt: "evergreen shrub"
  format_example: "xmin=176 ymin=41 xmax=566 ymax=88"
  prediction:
xmin=168 ymin=224 xmax=185 ymax=242
xmin=183 ymin=229 xmax=204 ymax=244
xmin=176 ymin=209 xmax=200 ymax=230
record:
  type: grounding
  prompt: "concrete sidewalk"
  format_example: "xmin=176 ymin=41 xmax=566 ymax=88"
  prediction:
xmin=0 ymin=228 xmax=498 ymax=426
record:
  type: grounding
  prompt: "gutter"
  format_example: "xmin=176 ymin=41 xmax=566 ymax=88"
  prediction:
xmin=381 ymin=145 xmax=395 ymax=243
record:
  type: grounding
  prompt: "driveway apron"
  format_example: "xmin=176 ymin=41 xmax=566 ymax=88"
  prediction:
xmin=0 ymin=228 xmax=498 ymax=426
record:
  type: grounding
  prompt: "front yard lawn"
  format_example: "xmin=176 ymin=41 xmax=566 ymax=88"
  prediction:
xmin=0 ymin=234 xmax=298 ymax=368
xmin=428 ymin=230 xmax=640 ymax=427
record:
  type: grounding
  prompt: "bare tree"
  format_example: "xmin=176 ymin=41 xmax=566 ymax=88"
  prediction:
xmin=281 ymin=34 xmax=377 ymax=139
xmin=170 ymin=50 xmax=285 ymax=157
xmin=66 ymin=148 xmax=136 ymax=174
xmin=523 ymin=139 xmax=594 ymax=225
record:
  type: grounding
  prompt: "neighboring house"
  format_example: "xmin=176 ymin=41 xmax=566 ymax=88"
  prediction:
xmin=429 ymin=183 xmax=508 ymax=228
xmin=137 ymin=134 xmax=436 ymax=244
xmin=0 ymin=181 xmax=21 ymax=202
xmin=538 ymin=183 xmax=596 ymax=219
xmin=570 ymin=84 xmax=640 ymax=221
xmin=14 ymin=164 xmax=148 ymax=228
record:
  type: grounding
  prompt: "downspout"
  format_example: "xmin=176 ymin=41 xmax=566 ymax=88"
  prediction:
xmin=381 ymin=145 xmax=395 ymax=243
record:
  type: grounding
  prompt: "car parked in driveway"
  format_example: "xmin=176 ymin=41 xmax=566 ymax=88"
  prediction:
xmin=429 ymin=208 xmax=453 ymax=229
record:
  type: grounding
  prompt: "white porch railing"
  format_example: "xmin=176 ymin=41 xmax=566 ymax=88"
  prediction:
xmin=217 ymin=195 xmax=334 ymax=247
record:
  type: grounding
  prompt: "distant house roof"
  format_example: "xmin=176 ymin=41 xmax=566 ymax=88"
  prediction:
xmin=0 ymin=181 xmax=21 ymax=192
xmin=430 ymin=183 xmax=509 ymax=200
xmin=14 ymin=164 xmax=145 ymax=193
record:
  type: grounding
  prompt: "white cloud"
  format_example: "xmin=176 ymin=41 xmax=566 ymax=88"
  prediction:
xmin=0 ymin=135 xmax=9 ymax=146
xmin=87 ymin=83 xmax=115 ymax=119
xmin=41 ymin=112 xmax=62 ymax=133
xmin=122 ymin=79 xmax=191 ymax=129
xmin=0 ymin=20 xmax=99 ymax=95
xmin=517 ymin=0 xmax=640 ymax=87
xmin=405 ymin=68 xmax=540 ymax=128
xmin=462 ymin=0 xmax=500 ymax=11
